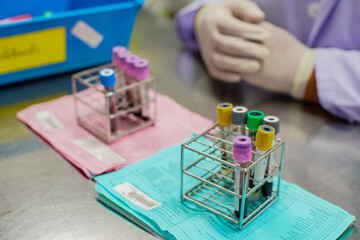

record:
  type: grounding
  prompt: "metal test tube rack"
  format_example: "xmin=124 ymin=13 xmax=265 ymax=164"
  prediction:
xmin=72 ymin=63 xmax=156 ymax=143
xmin=180 ymin=124 xmax=285 ymax=230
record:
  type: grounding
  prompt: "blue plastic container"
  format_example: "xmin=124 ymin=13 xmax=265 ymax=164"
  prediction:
xmin=0 ymin=0 xmax=144 ymax=86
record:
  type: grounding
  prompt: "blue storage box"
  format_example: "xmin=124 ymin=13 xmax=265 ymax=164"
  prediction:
xmin=0 ymin=0 xmax=144 ymax=86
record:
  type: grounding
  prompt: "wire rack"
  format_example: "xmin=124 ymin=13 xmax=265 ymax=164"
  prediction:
xmin=180 ymin=124 xmax=285 ymax=230
xmin=72 ymin=63 xmax=156 ymax=143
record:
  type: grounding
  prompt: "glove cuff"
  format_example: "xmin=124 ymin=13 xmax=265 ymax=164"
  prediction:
xmin=303 ymin=69 xmax=319 ymax=103
xmin=194 ymin=5 xmax=214 ymax=41
xmin=290 ymin=49 xmax=316 ymax=100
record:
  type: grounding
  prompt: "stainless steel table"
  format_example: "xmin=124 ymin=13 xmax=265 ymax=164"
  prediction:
xmin=1 ymin=9 xmax=359 ymax=239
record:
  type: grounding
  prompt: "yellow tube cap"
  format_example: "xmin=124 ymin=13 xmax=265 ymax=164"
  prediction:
xmin=255 ymin=125 xmax=275 ymax=150
xmin=217 ymin=103 xmax=233 ymax=126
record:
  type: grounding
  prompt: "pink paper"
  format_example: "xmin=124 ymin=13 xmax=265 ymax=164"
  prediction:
xmin=17 ymin=93 xmax=213 ymax=178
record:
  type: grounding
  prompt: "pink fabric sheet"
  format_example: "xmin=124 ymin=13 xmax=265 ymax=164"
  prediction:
xmin=17 ymin=93 xmax=213 ymax=178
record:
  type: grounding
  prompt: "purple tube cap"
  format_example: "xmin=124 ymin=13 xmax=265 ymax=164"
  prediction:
xmin=118 ymin=50 xmax=131 ymax=69
xmin=125 ymin=55 xmax=140 ymax=77
xmin=135 ymin=58 xmax=150 ymax=81
xmin=113 ymin=46 xmax=126 ymax=53
xmin=112 ymin=46 xmax=127 ymax=65
xmin=119 ymin=50 xmax=130 ymax=61
xmin=233 ymin=136 xmax=252 ymax=163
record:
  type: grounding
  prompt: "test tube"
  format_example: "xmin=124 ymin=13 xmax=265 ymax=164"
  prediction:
xmin=99 ymin=68 xmax=118 ymax=132
xmin=262 ymin=116 xmax=280 ymax=197
xmin=246 ymin=111 xmax=264 ymax=187
xmin=125 ymin=55 xmax=141 ymax=112
xmin=217 ymin=103 xmax=233 ymax=162
xmin=112 ymin=46 xmax=128 ymax=109
xmin=112 ymin=46 xmax=126 ymax=66
xmin=134 ymin=58 xmax=150 ymax=119
xmin=253 ymin=125 xmax=275 ymax=188
xmin=118 ymin=49 xmax=131 ymax=73
xmin=231 ymin=106 xmax=248 ymax=136
xmin=112 ymin=46 xmax=127 ymax=81
xmin=246 ymin=110 xmax=264 ymax=144
xmin=233 ymin=136 xmax=252 ymax=219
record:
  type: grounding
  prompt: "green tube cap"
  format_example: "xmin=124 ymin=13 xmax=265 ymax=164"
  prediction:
xmin=247 ymin=110 xmax=264 ymax=131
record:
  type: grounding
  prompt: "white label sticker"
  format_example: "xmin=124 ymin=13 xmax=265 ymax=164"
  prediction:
xmin=73 ymin=136 xmax=126 ymax=164
xmin=36 ymin=111 xmax=64 ymax=131
xmin=70 ymin=20 xmax=103 ymax=48
xmin=114 ymin=182 xmax=161 ymax=210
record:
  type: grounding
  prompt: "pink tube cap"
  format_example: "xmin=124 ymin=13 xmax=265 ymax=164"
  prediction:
xmin=118 ymin=50 xmax=131 ymax=70
xmin=125 ymin=55 xmax=140 ymax=77
xmin=112 ymin=46 xmax=126 ymax=66
xmin=233 ymin=136 xmax=252 ymax=163
xmin=135 ymin=58 xmax=150 ymax=81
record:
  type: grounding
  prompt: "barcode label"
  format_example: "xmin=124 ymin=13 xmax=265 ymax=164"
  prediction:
xmin=114 ymin=182 xmax=161 ymax=210
xmin=36 ymin=111 xmax=64 ymax=131
xmin=73 ymin=136 xmax=126 ymax=164
xmin=70 ymin=20 xmax=103 ymax=48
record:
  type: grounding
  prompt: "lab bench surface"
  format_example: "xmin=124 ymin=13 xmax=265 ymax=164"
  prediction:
xmin=1 ymin=9 xmax=359 ymax=240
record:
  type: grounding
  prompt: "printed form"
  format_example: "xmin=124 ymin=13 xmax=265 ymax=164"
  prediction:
xmin=95 ymin=137 xmax=355 ymax=240
xmin=17 ymin=93 xmax=213 ymax=178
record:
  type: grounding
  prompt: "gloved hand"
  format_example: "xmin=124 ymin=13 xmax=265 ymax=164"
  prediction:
xmin=242 ymin=22 xmax=316 ymax=99
xmin=195 ymin=0 xmax=271 ymax=82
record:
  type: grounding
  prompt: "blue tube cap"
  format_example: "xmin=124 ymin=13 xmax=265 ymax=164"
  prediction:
xmin=99 ymin=68 xmax=116 ymax=87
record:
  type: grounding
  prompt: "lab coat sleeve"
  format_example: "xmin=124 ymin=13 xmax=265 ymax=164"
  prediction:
xmin=175 ymin=0 xmax=221 ymax=51
xmin=315 ymin=48 xmax=360 ymax=123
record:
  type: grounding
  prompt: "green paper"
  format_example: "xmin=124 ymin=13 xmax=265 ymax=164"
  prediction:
xmin=95 ymin=136 xmax=355 ymax=240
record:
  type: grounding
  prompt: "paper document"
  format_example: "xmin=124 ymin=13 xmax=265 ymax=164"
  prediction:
xmin=17 ymin=94 xmax=213 ymax=178
xmin=95 ymin=137 xmax=355 ymax=240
